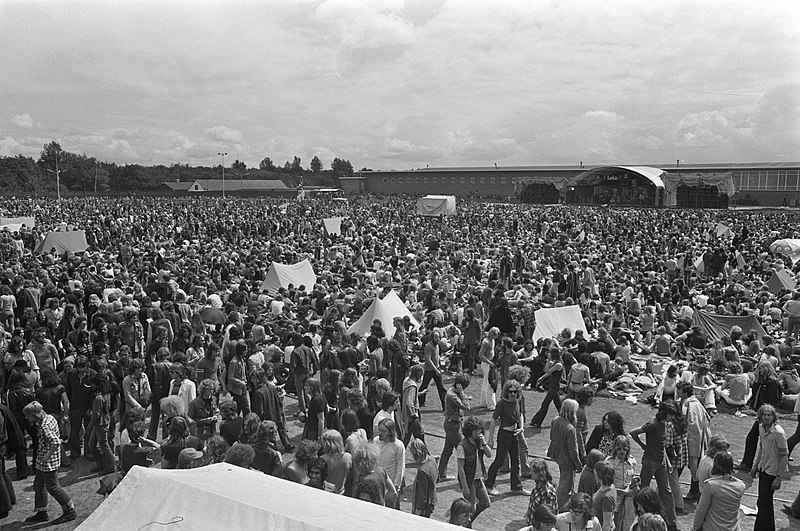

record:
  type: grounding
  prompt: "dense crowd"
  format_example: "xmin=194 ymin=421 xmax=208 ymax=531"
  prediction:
xmin=0 ymin=195 xmax=799 ymax=530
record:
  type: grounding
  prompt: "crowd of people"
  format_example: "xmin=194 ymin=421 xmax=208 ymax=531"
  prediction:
xmin=0 ymin=194 xmax=799 ymax=530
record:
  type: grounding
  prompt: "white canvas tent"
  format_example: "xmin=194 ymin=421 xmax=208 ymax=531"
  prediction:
xmin=531 ymin=305 xmax=587 ymax=343
xmin=260 ymin=260 xmax=317 ymax=295
xmin=416 ymin=195 xmax=456 ymax=217
xmin=347 ymin=289 xmax=420 ymax=336
xmin=34 ymin=230 xmax=89 ymax=255
xmin=78 ymin=464 xmax=454 ymax=531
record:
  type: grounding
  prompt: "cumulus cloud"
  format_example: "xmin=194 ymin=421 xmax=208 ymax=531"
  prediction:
xmin=0 ymin=136 xmax=23 ymax=156
xmin=10 ymin=113 xmax=34 ymax=129
xmin=107 ymin=139 xmax=139 ymax=161
xmin=205 ymin=125 xmax=243 ymax=144
xmin=583 ymin=110 xmax=623 ymax=123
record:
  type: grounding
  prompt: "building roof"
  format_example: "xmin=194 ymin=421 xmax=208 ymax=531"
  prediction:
xmin=362 ymin=162 xmax=800 ymax=174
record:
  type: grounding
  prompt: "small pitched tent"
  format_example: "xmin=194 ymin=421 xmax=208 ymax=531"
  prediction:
xmin=78 ymin=464 xmax=454 ymax=531
xmin=261 ymin=260 xmax=317 ymax=295
xmin=35 ymin=230 xmax=89 ymax=255
xmin=347 ymin=290 xmax=420 ymax=337
xmin=767 ymin=269 xmax=796 ymax=295
xmin=531 ymin=306 xmax=587 ymax=343
xmin=692 ymin=310 xmax=767 ymax=343
xmin=416 ymin=195 xmax=456 ymax=217
xmin=322 ymin=217 xmax=345 ymax=236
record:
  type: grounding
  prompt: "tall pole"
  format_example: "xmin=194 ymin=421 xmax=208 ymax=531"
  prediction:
xmin=55 ymin=150 xmax=61 ymax=204
xmin=218 ymin=152 xmax=228 ymax=199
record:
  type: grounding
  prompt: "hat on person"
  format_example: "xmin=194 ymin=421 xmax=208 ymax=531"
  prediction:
xmin=177 ymin=447 xmax=204 ymax=466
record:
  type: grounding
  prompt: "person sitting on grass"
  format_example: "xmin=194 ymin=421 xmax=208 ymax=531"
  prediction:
xmin=224 ymin=443 xmax=255 ymax=469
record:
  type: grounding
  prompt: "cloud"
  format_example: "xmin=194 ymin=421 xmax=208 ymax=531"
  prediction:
xmin=583 ymin=110 xmax=623 ymax=123
xmin=106 ymin=139 xmax=139 ymax=161
xmin=205 ymin=125 xmax=242 ymax=144
xmin=632 ymin=135 xmax=664 ymax=151
xmin=0 ymin=136 xmax=23 ymax=156
xmin=10 ymin=113 xmax=34 ymax=128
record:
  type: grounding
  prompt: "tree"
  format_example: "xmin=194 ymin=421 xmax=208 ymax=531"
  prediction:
xmin=331 ymin=157 xmax=354 ymax=177
xmin=283 ymin=161 xmax=292 ymax=173
xmin=291 ymin=156 xmax=303 ymax=174
xmin=310 ymin=156 xmax=322 ymax=174
xmin=231 ymin=159 xmax=247 ymax=172
xmin=259 ymin=157 xmax=275 ymax=171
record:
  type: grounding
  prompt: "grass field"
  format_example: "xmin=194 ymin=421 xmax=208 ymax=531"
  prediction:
xmin=2 ymin=372 xmax=799 ymax=530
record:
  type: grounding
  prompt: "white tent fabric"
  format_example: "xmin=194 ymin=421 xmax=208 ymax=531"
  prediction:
xmin=347 ymin=290 xmax=420 ymax=336
xmin=78 ymin=464 xmax=454 ymax=531
xmin=770 ymin=238 xmax=800 ymax=265
xmin=260 ymin=260 xmax=317 ymax=295
xmin=0 ymin=216 xmax=35 ymax=228
xmin=322 ymin=217 xmax=345 ymax=236
xmin=34 ymin=230 xmax=89 ymax=255
xmin=0 ymin=223 xmax=24 ymax=232
xmin=531 ymin=306 xmax=587 ymax=343
xmin=416 ymin=195 xmax=456 ymax=216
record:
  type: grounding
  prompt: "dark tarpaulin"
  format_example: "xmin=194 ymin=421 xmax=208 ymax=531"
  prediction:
xmin=691 ymin=310 xmax=766 ymax=343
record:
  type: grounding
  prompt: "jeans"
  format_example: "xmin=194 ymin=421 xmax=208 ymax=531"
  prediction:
xmin=293 ymin=373 xmax=308 ymax=413
xmin=68 ymin=408 xmax=91 ymax=457
xmin=232 ymin=392 xmax=250 ymax=417
xmin=148 ymin=397 xmax=162 ymax=440
xmin=485 ymin=429 xmax=521 ymax=491
xmin=89 ymin=424 xmax=115 ymax=473
xmin=33 ymin=469 xmax=72 ymax=512
xmin=464 ymin=344 xmax=478 ymax=373
xmin=667 ymin=466 xmax=684 ymax=511
xmin=556 ymin=464 xmax=575 ymax=511
xmin=639 ymin=458 xmax=677 ymax=528
xmin=788 ymin=316 xmax=800 ymax=338
xmin=402 ymin=416 xmax=425 ymax=447
xmin=466 ymin=479 xmax=491 ymax=523
xmin=0 ymin=445 xmax=14 ymax=513
xmin=755 ymin=471 xmax=776 ymax=531
xmin=439 ymin=420 xmax=463 ymax=477
xmin=787 ymin=414 xmax=800 ymax=456
xmin=15 ymin=422 xmax=38 ymax=477
xmin=530 ymin=388 xmax=562 ymax=427
xmin=419 ymin=370 xmax=446 ymax=409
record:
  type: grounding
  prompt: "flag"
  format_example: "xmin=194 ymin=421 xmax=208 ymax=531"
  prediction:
xmin=735 ymin=252 xmax=746 ymax=269
xmin=694 ymin=256 xmax=705 ymax=274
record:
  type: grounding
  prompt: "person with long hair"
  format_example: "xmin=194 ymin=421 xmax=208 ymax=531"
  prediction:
xmin=663 ymin=399 xmax=689 ymax=515
xmin=586 ymin=410 xmax=626 ymax=456
xmin=739 ymin=361 xmax=782 ymax=470
xmin=555 ymin=493 xmax=600 ymax=530
xmin=525 ymin=458 xmax=557 ymax=526
xmin=341 ymin=409 xmax=367 ymax=455
xmin=485 ymin=380 xmax=527 ymax=497
xmin=457 ymin=416 xmax=493 ymax=523
xmin=630 ymin=401 xmax=678 ymax=531
xmin=478 ymin=327 xmax=499 ymax=409
xmin=692 ymin=452 xmax=744 ymax=531
xmin=250 ymin=420 xmax=282 ymax=476
xmin=547 ymin=398 xmax=582 ymax=510
xmin=188 ymin=379 xmax=218 ymax=441
xmin=238 ymin=412 xmax=261 ymax=444
xmin=160 ymin=415 xmax=188 ymax=469
xmin=751 ymin=403 xmax=788 ymax=531
xmin=631 ymin=486 xmax=663 ymax=530
xmin=447 ymin=497 xmax=474 ymax=527
xmin=204 ymin=435 xmax=228 ymax=465
xmin=676 ymin=380 xmax=710 ymax=502
xmin=34 ymin=368 xmax=70 ymax=467
xmin=530 ymin=348 xmax=564 ymax=428
xmin=373 ymin=418 xmax=405 ymax=508
xmin=408 ymin=439 xmax=437 ymax=517
xmin=301 ymin=378 xmax=326 ymax=441
xmin=352 ymin=442 xmax=396 ymax=507
xmin=577 ymin=449 xmax=604 ymax=496
xmin=88 ymin=373 xmax=115 ymax=475
xmin=605 ymin=434 xmax=638 ymax=531
xmin=227 ymin=342 xmax=250 ymax=416
xmin=119 ymin=420 xmax=159 ymax=475
xmin=319 ymin=429 xmax=351 ymax=494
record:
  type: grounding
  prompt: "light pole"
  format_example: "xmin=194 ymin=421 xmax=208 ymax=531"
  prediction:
xmin=45 ymin=149 xmax=63 ymax=206
xmin=218 ymin=152 xmax=228 ymax=198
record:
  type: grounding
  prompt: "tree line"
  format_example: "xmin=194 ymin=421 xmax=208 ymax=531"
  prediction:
xmin=0 ymin=141 xmax=360 ymax=194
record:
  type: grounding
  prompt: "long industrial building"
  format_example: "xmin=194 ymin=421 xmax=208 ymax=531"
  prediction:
xmin=340 ymin=162 xmax=800 ymax=208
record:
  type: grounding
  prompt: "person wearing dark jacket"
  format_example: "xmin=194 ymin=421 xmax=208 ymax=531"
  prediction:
xmin=487 ymin=299 xmax=515 ymax=337
xmin=6 ymin=372 xmax=36 ymax=479
xmin=64 ymin=356 xmax=96 ymax=459
xmin=0 ymin=402 xmax=25 ymax=518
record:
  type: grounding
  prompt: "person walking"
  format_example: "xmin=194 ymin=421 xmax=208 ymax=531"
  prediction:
xmin=438 ymin=372 xmax=471 ymax=480
xmin=418 ymin=331 xmax=446 ymax=410
xmin=630 ymin=401 xmax=679 ymax=531
xmin=547 ymin=398 xmax=583 ymax=510
xmin=751 ymin=404 xmax=788 ymax=531
xmin=530 ymin=348 xmax=564 ymax=428
xmin=677 ymin=380 xmax=710 ymax=502
xmin=484 ymin=380 xmax=528 ymax=497
xmin=456 ymin=416 xmax=493 ymax=524
xmin=22 ymin=401 xmax=77 ymax=525
xmin=692 ymin=452 xmax=745 ymax=531
xmin=478 ymin=327 xmax=499 ymax=409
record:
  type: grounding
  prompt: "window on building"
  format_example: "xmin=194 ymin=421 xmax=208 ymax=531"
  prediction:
xmin=432 ymin=177 xmax=437 ymax=183
xmin=390 ymin=178 xmax=395 ymax=183
xmin=415 ymin=177 xmax=420 ymax=184
xmin=398 ymin=177 xmax=402 ymax=184
xmin=470 ymin=177 xmax=475 ymax=184
xmin=500 ymin=177 xmax=506 ymax=184
xmin=511 ymin=177 xmax=516 ymax=184
xmin=424 ymin=177 xmax=428 ymax=183
xmin=480 ymin=177 xmax=485 ymax=184
xmin=451 ymin=177 xmax=456 ymax=184
xmin=490 ymin=177 xmax=496 ymax=184
xmin=460 ymin=177 xmax=465 ymax=184
xmin=383 ymin=178 xmax=387 ymax=183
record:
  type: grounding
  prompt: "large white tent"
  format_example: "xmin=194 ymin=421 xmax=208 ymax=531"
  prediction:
xmin=78 ymin=464 xmax=453 ymax=531
xmin=34 ymin=230 xmax=89 ymax=255
xmin=416 ymin=195 xmax=456 ymax=216
xmin=260 ymin=260 xmax=317 ymax=295
xmin=347 ymin=289 xmax=420 ymax=336
xmin=531 ymin=305 xmax=587 ymax=343
xmin=322 ymin=217 xmax=345 ymax=236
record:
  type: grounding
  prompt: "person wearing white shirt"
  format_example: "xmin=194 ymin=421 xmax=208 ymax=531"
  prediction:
xmin=373 ymin=417 xmax=405 ymax=508
xmin=168 ymin=363 xmax=196 ymax=412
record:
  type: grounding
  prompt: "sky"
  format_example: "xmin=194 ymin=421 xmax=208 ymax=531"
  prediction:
xmin=1 ymin=0 xmax=799 ymax=170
